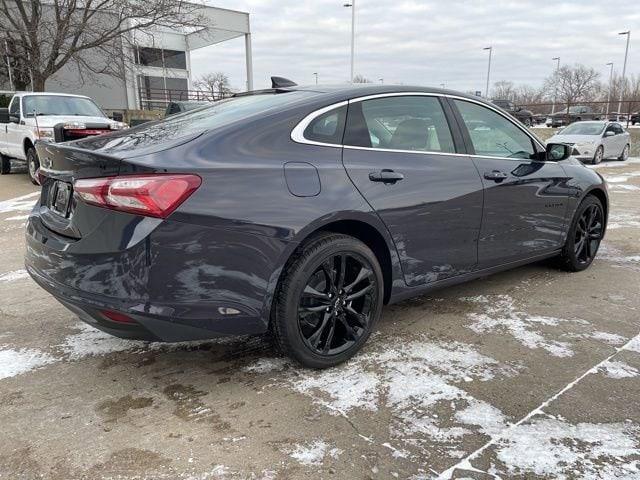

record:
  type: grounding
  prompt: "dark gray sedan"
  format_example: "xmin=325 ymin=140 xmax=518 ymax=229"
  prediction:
xmin=26 ymin=82 xmax=608 ymax=368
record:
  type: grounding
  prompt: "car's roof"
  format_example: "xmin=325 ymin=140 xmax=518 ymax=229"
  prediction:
xmin=14 ymin=91 xmax=90 ymax=99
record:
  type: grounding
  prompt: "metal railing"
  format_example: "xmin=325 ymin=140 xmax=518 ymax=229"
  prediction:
xmin=137 ymin=86 xmax=234 ymax=111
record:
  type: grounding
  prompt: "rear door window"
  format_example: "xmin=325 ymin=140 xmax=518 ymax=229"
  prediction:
xmin=303 ymin=106 xmax=347 ymax=144
xmin=344 ymin=96 xmax=455 ymax=153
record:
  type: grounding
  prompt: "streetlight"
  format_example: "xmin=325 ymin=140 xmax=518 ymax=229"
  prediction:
xmin=483 ymin=46 xmax=492 ymax=98
xmin=343 ymin=1 xmax=356 ymax=83
xmin=379 ymin=78 xmax=384 ymax=84
xmin=617 ymin=30 xmax=630 ymax=118
xmin=551 ymin=57 xmax=560 ymax=114
xmin=606 ymin=62 xmax=614 ymax=117
xmin=313 ymin=72 xmax=319 ymax=85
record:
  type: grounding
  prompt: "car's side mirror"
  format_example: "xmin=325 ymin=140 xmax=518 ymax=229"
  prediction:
xmin=546 ymin=143 xmax=573 ymax=161
xmin=9 ymin=114 xmax=20 ymax=124
xmin=604 ymin=130 xmax=615 ymax=137
xmin=0 ymin=108 xmax=8 ymax=124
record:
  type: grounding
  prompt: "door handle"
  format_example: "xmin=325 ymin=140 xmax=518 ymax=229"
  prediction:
xmin=483 ymin=170 xmax=509 ymax=182
xmin=369 ymin=169 xmax=405 ymax=184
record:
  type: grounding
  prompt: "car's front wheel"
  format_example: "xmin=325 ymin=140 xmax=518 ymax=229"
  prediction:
xmin=593 ymin=146 xmax=604 ymax=164
xmin=619 ymin=144 xmax=630 ymax=161
xmin=26 ymin=148 xmax=40 ymax=185
xmin=272 ymin=233 xmax=383 ymax=368
xmin=557 ymin=195 xmax=604 ymax=272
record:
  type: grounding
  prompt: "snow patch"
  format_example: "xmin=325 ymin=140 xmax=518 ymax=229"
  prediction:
xmin=0 ymin=192 xmax=39 ymax=215
xmin=60 ymin=323 xmax=145 ymax=360
xmin=572 ymin=330 xmax=627 ymax=346
xmin=462 ymin=295 xmax=576 ymax=357
xmin=0 ymin=269 xmax=29 ymax=283
xmin=599 ymin=360 xmax=639 ymax=379
xmin=287 ymin=440 xmax=342 ymax=466
xmin=4 ymin=214 xmax=29 ymax=221
xmin=0 ymin=347 xmax=56 ymax=379
xmin=606 ymin=213 xmax=640 ymax=230
xmin=494 ymin=417 xmax=640 ymax=480
xmin=288 ymin=338 xmax=516 ymax=457
xmin=242 ymin=357 xmax=288 ymax=374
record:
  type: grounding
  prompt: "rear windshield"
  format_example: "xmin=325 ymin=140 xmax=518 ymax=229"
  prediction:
xmin=560 ymin=122 xmax=605 ymax=135
xmin=76 ymin=91 xmax=316 ymax=154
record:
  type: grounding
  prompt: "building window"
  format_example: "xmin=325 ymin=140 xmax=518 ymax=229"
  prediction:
xmin=136 ymin=47 xmax=186 ymax=70
xmin=138 ymin=75 xmax=189 ymax=109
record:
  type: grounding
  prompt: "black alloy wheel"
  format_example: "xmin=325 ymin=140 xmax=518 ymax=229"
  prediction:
xmin=272 ymin=233 xmax=383 ymax=368
xmin=558 ymin=195 xmax=604 ymax=272
xmin=298 ymin=252 xmax=377 ymax=356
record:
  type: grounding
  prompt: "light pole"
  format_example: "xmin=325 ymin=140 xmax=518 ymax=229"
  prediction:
xmin=4 ymin=40 xmax=13 ymax=92
xmin=483 ymin=46 xmax=492 ymax=98
xmin=606 ymin=62 xmax=614 ymax=117
xmin=379 ymin=78 xmax=384 ymax=84
xmin=313 ymin=72 xmax=318 ymax=85
xmin=440 ymin=83 xmax=445 ymax=88
xmin=551 ymin=57 xmax=560 ymax=114
xmin=343 ymin=2 xmax=356 ymax=83
xmin=617 ymin=31 xmax=630 ymax=118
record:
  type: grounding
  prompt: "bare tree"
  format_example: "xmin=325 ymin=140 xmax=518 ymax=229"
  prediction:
xmin=491 ymin=80 xmax=515 ymax=100
xmin=352 ymin=74 xmax=371 ymax=84
xmin=514 ymin=84 xmax=546 ymax=106
xmin=0 ymin=0 xmax=206 ymax=91
xmin=544 ymin=64 xmax=601 ymax=105
xmin=194 ymin=72 xmax=232 ymax=100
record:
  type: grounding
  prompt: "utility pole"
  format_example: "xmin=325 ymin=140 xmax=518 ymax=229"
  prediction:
xmin=551 ymin=57 xmax=560 ymax=114
xmin=4 ymin=40 xmax=13 ymax=91
xmin=606 ymin=62 xmax=614 ymax=117
xmin=483 ymin=46 xmax=492 ymax=98
xmin=343 ymin=1 xmax=356 ymax=83
xmin=617 ymin=31 xmax=630 ymax=118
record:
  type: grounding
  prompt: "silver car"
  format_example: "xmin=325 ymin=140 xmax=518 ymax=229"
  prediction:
xmin=547 ymin=121 xmax=631 ymax=164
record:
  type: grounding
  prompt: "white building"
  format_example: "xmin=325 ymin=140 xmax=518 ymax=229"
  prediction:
xmin=43 ymin=5 xmax=253 ymax=111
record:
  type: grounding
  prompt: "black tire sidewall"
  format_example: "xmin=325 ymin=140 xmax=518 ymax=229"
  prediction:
xmin=562 ymin=196 xmax=604 ymax=271
xmin=619 ymin=144 xmax=629 ymax=161
xmin=274 ymin=234 xmax=384 ymax=368
xmin=0 ymin=155 xmax=10 ymax=174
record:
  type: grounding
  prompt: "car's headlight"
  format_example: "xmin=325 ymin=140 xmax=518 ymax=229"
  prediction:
xmin=36 ymin=128 xmax=54 ymax=140
xmin=110 ymin=121 xmax=128 ymax=130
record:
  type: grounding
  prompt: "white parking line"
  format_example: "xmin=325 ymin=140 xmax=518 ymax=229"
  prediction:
xmin=437 ymin=331 xmax=640 ymax=479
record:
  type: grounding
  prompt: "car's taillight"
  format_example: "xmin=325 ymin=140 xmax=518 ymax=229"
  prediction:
xmin=74 ymin=174 xmax=201 ymax=218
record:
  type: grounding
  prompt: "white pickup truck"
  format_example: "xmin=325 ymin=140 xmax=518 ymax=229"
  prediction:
xmin=0 ymin=92 xmax=127 ymax=183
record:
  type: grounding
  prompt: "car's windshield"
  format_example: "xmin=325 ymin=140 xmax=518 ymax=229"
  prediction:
xmin=559 ymin=122 xmax=605 ymax=135
xmin=22 ymin=95 xmax=105 ymax=117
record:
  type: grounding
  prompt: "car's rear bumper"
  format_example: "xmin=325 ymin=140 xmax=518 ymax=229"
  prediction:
xmin=25 ymin=211 xmax=290 ymax=342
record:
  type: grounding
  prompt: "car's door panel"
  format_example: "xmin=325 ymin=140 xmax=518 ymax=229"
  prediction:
xmin=450 ymin=98 xmax=571 ymax=267
xmin=341 ymin=95 xmax=483 ymax=286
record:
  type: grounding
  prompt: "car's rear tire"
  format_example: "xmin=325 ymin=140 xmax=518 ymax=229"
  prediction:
xmin=272 ymin=233 xmax=384 ymax=369
xmin=592 ymin=146 xmax=603 ymax=164
xmin=26 ymin=148 xmax=40 ymax=185
xmin=556 ymin=195 xmax=604 ymax=272
xmin=618 ymin=144 xmax=630 ymax=161
xmin=0 ymin=155 xmax=10 ymax=175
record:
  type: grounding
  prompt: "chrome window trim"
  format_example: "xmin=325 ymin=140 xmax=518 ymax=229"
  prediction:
xmin=344 ymin=144 xmax=462 ymax=158
xmin=290 ymin=91 xmax=545 ymax=153
xmin=290 ymin=100 xmax=348 ymax=148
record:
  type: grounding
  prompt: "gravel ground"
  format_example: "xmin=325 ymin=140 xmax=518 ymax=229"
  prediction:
xmin=1 ymin=158 xmax=639 ymax=480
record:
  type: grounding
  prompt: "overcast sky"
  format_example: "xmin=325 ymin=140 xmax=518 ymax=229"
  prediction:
xmin=192 ymin=0 xmax=638 ymax=93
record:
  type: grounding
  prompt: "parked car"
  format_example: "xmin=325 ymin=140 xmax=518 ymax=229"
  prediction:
xmin=25 ymin=82 xmax=609 ymax=368
xmin=0 ymin=92 xmax=127 ymax=183
xmin=548 ymin=121 xmax=630 ymax=164
xmin=631 ymin=112 xmax=639 ymax=125
xmin=165 ymin=100 xmax=209 ymax=117
xmin=491 ymin=99 xmax=534 ymax=126
xmin=546 ymin=105 xmax=602 ymax=128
